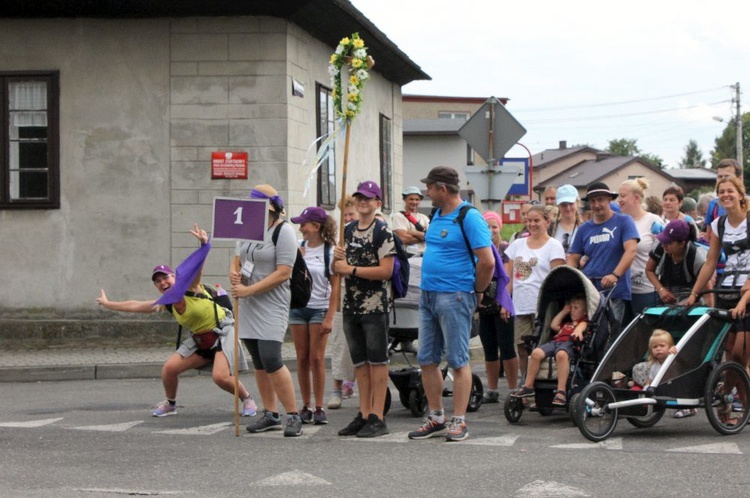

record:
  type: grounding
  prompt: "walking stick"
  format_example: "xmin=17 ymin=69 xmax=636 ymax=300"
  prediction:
xmin=330 ymin=124 xmax=353 ymax=310
xmin=233 ymin=257 xmax=241 ymax=437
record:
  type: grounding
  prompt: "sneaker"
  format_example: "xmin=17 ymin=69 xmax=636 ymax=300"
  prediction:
xmin=313 ymin=408 xmax=328 ymax=425
xmin=241 ymin=396 xmax=258 ymax=417
xmin=673 ymin=408 xmax=697 ymax=419
xmin=408 ymin=417 xmax=447 ymax=440
xmin=483 ymin=391 xmax=500 ymax=403
xmin=284 ymin=414 xmax=303 ymax=437
xmin=152 ymin=400 xmax=177 ymax=417
xmin=342 ymin=381 xmax=356 ymax=399
xmin=246 ymin=410 xmax=282 ymax=433
xmin=338 ymin=411 xmax=367 ymax=436
xmin=445 ymin=417 xmax=469 ymax=442
xmin=511 ymin=386 xmax=535 ymax=398
xmin=327 ymin=391 xmax=342 ymax=410
xmin=356 ymin=414 xmax=389 ymax=438
xmin=299 ymin=405 xmax=313 ymax=424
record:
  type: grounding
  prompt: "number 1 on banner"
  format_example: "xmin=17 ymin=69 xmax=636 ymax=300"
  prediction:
xmin=212 ymin=197 xmax=268 ymax=242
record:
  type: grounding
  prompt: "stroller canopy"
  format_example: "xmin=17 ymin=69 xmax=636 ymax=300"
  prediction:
xmin=536 ymin=266 xmax=601 ymax=320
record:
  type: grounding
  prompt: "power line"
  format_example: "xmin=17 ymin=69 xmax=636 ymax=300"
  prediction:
xmin=514 ymin=86 xmax=729 ymax=112
xmin=521 ymin=100 xmax=731 ymax=124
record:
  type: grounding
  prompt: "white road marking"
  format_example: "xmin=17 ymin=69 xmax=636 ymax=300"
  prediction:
xmin=667 ymin=442 xmax=742 ymax=454
xmin=516 ymin=480 xmax=591 ymax=497
xmin=70 ymin=421 xmax=144 ymax=432
xmin=0 ymin=417 xmax=63 ymax=428
xmin=256 ymin=470 xmax=331 ymax=486
xmin=73 ymin=488 xmax=185 ymax=495
xmin=464 ymin=434 xmax=520 ymax=446
xmin=340 ymin=431 xmax=410 ymax=443
xmin=552 ymin=437 xmax=623 ymax=450
xmin=153 ymin=422 xmax=232 ymax=435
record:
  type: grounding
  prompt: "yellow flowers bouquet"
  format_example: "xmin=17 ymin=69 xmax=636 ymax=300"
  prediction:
xmin=329 ymin=32 xmax=375 ymax=121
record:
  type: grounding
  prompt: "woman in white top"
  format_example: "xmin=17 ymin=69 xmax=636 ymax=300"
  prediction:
xmin=505 ymin=205 xmax=566 ymax=375
xmin=289 ymin=206 xmax=337 ymax=425
xmin=618 ymin=178 xmax=664 ymax=317
xmin=549 ymin=184 xmax=581 ymax=254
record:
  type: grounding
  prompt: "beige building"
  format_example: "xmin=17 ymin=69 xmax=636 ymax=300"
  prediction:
xmin=0 ymin=1 xmax=428 ymax=320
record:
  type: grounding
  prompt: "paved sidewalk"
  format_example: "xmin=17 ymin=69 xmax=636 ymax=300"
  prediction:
xmin=0 ymin=338 xmax=483 ymax=383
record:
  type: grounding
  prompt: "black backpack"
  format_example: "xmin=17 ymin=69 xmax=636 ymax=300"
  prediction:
xmin=272 ymin=222 xmax=312 ymax=309
xmin=344 ymin=220 xmax=411 ymax=299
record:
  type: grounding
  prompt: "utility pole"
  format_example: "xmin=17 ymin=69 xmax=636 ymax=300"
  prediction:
xmin=733 ymin=82 xmax=743 ymax=169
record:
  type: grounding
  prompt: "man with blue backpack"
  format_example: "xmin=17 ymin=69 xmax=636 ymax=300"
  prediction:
xmin=408 ymin=166 xmax=495 ymax=442
xmin=334 ymin=180 xmax=396 ymax=438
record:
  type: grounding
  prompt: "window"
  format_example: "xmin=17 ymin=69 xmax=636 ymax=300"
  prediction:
xmin=438 ymin=111 xmax=469 ymax=120
xmin=316 ymin=83 xmax=336 ymax=209
xmin=379 ymin=114 xmax=392 ymax=213
xmin=1 ymin=72 xmax=59 ymax=209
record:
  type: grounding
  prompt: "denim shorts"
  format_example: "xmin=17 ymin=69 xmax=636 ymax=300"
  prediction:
xmin=343 ymin=313 xmax=389 ymax=367
xmin=289 ymin=306 xmax=327 ymax=325
xmin=418 ymin=290 xmax=476 ymax=369
xmin=539 ymin=340 xmax=576 ymax=360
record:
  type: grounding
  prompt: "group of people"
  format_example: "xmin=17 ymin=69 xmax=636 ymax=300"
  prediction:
xmin=96 ymin=158 xmax=749 ymax=439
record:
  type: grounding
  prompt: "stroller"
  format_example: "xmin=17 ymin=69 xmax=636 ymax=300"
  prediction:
xmin=384 ymin=257 xmax=484 ymax=417
xmin=504 ymin=266 xmax=614 ymax=423
xmin=571 ymin=301 xmax=750 ymax=442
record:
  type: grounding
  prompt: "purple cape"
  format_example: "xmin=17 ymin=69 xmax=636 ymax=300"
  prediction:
xmin=154 ymin=242 xmax=211 ymax=306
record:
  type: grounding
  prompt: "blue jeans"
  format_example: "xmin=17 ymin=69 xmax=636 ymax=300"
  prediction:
xmin=418 ymin=290 xmax=477 ymax=369
xmin=289 ymin=306 xmax=327 ymax=325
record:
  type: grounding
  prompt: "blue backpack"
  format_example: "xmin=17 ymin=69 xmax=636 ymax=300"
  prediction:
xmin=345 ymin=220 xmax=410 ymax=299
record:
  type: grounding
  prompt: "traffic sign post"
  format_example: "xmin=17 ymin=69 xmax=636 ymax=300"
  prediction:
xmin=459 ymin=97 xmax=527 ymax=208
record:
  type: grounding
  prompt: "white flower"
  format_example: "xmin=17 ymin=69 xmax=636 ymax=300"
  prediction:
xmin=354 ymin=49 xmax=367 ymax=59
xmin=335 ymin=44 xmax=345 ymax=55
xmin=328 ymin=65 xmax=339 ymax=77
xmin=348 ymin=86 xmax=359 ymax=96
xmin=348 ymin=102 xmax=358 ymax=110
xmin=357 ymin=69 xmax=369 ymax=80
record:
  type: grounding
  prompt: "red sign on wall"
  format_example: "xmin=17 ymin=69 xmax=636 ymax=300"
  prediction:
xmin=211 ymin=151 xmax=248 ymax=179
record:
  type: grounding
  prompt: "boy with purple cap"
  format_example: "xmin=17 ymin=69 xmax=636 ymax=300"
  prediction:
xmin=333 ymin=180 xmax=396 ymax=438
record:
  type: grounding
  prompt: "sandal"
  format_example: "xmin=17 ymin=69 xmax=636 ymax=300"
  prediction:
xmin=673 ymin=408 xmax=697 ymax=419
xmin=552 ymin=390 xmax=567 ymax=406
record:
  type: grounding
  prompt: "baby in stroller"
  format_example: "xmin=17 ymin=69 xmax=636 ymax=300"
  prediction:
xmin=512 ymin=294 xmax=588 ymax=406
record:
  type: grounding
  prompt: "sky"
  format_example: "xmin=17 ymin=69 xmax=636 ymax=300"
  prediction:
xmin=352 ymin=0 xmax=748 ymax=168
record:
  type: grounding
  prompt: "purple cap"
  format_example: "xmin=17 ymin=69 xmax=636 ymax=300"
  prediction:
xmin=151 ymin=264 xmax=174 ymax=281
xmin=657 ymin=220 xmax=690 ymax=244
xmin=291 ymin=206 xmax=328 ymax=224
xmin=354 ymin=181 xmax=382 ymax=200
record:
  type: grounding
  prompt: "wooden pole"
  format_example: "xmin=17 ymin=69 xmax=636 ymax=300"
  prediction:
xmin=331 ymin=122 xmax=352 ymax=311
xmin=233 ymin=257 xmax=241 ymax=437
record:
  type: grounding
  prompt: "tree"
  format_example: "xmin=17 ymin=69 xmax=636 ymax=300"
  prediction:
xmin=607 ymin=138 xmax=664 ymax=168
xmin=607 ymin=138 xmax=640 ymax=157
xmin=710 ymin=112 xmax=750 ymax=176
xmin=679 ymin=139 xmax=706 ymax=169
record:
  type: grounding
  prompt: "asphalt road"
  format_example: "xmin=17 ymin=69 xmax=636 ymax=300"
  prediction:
xmin=1 ymin=372 xmax=748 ymax=497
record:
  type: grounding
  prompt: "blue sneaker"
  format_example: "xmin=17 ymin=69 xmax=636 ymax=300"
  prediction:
xmin=152 ymin=400 xmax=177 ymax=417
xmin=246 ymin=410 xmax=282 ymax=433
xmin=408 ymin=417 xmax=447 ymax=440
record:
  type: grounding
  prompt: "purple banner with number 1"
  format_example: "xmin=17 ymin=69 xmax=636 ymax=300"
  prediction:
xmin=212 ymin=197 xmax=269 ymax=242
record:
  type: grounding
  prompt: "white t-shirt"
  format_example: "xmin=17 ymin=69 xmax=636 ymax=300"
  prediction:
xmin=631 ymin=213 xmax=664 ymax=294
xmin=712 ymin=216 xmax=750 ymax=288
xmin=505 ymin=237 xmax=566 ymax=315
xmin=302 ymin=242 xmax=334 ymax=309
xmin=391 ymin=210 xmax=430 ymax=255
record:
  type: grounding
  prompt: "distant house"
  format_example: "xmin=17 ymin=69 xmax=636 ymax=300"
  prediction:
xmin=666 ymin=167 xmax=717 ymax=195
xmin=0 ymin=0 xmax=428 ymax=313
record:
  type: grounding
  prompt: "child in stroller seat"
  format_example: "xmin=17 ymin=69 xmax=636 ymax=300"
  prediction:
xmin=512 ymin=295 xmax=588 ymax=406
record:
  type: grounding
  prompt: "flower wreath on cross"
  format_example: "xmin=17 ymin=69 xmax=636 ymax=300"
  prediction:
xmin=329 ymin=32 xmax=375 ymax=121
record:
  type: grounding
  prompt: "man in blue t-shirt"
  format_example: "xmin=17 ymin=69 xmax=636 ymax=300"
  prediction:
xmin=568 ymin=182 xmax=639 ymax=343
xmin=408 ymin=166 xmax=494 ymax=443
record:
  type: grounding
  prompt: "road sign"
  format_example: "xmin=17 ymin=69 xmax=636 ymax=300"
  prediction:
xmin=458 ymin=97 xmax=526 ymax=162
xmin=212 ymin=197 xmax=269 ymax=242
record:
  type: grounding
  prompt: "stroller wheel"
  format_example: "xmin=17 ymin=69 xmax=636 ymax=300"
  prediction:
xmin=576 ymin=381 xmax=618 ymax=442
xmin=504 ymin=396 xmax=524 ymax=423
xmin=383 ymin=388 xmax=392 ymax=416
xmin=569 ymin=393 xmax=581 ymax=426
xmin=705 ymin=361 xmax=750 ymax=435
xmin=399 ymin=391 xmax=410 ymax=410
xmin=408 ymin=388 xmax=428 ymax=417
xmin=626 ymin=405 xmax=665 ymax=429
xmin=467 ymin=374 xmax=484 ymax=412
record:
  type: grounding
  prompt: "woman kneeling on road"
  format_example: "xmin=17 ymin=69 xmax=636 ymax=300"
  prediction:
xmin=96 ymin=224 xmax=256 ymax=418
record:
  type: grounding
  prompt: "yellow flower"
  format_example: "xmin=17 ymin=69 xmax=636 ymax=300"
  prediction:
xmin=348 ymin=92 xmax=358 ymax=101
xmin=353 ymin=39 xmax=364 ymax=49
xmin=329 ymin=54 xmax=338 ymax=64
xmin=349 ymin=75 xmax=359 ymax=85
xmin=339 ymin=37 xmax=350 ymax=46
xmin=346 ymin=110 xmax=355 ymax=118
xmin=351 ymin=58 xmax=363 ymax=68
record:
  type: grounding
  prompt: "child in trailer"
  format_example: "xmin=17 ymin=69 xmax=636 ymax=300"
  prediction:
xmin=512 ymin=295 xmax=588 ymax=406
